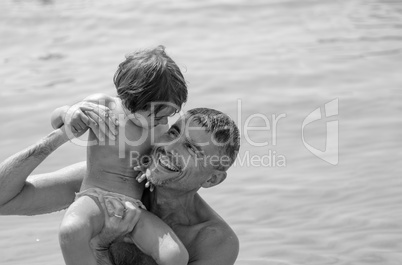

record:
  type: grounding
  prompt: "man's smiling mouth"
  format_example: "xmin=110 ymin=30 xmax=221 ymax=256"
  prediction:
xmin=157 ymin=149 xmax=181 ymax=172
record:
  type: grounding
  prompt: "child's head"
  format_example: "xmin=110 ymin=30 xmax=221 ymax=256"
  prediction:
xmin=114 ymin=45 xmax=187 ymax=126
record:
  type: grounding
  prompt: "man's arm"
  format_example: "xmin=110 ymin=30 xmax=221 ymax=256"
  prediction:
xmin=189 ymin=223 xmax=239 ymax=265
xmin=0 ymin=128 xmax=85 ymax=215
xmin=92 ymin=197 xmax=155 ymax=265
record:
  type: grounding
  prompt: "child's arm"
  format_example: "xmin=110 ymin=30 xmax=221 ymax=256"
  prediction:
xmin=50 ymin=94 xmax=118 ymax=139
xmin=92 ymin=197 xmax=188 ymax=264
xmin=129 ymin=210 xmax=189 ymax=265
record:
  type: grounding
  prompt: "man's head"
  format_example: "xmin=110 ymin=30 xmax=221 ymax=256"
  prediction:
xmin=114 ymin=45 xmax=187 ymax=127
xmin=147 ymin=108 xmax=240 ymax=192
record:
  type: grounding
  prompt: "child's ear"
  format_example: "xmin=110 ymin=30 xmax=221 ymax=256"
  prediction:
xmin=202 ymin=170 xmax=227 ymax=188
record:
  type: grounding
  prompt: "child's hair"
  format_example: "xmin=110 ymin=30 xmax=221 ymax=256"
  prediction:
xmin=113 ymin=45 xmax=187 ymax=115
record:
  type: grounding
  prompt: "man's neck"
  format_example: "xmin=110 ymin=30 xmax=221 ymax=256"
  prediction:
xmin=149 ymin=187 xmax=198 ymax=226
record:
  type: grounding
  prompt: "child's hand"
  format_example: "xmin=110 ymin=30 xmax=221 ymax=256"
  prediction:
xmin=134 ymin=165 xmax=154 ymax=192
xmin=64 ymin=102 xmax=118 ymax=140
xmin=83 ymin=103 xmax=119 ymax=141
xmin=63 ymin=102 xmax=95 ymax=138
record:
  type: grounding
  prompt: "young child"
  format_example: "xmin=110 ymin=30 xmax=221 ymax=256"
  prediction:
xmin=51 ymin=46 xmax=189 ymax=265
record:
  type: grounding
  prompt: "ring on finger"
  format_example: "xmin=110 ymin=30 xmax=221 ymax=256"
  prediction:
xmin=114 ymin=213 xmax=123 ymax=218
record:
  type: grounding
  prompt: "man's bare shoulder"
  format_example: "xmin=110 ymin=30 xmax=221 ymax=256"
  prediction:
xmin=191 ymin=219 xmax=239 ymax=264
xmin=190 ymin=195 xmax=239 ymax=264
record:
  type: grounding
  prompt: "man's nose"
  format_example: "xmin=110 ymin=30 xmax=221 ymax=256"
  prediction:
xmin=161 ymin=136 xmax=182 ymax=154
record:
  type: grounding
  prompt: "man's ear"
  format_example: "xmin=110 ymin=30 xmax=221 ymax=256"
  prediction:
xmin=201 ymin=170 xmax=227 ymax=188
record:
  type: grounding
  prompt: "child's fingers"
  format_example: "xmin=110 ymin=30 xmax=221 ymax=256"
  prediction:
xmin=92 ymin=124 xmax=106 ymax=142
xmin=75 ymin=116 xmax=88 ymax=131
xmin=133 ymin=166 xmax=142 ymax=171
xmin=135 ymin=173 xmax=144 ymax=181
xmin=87 ymin=116 xmax=97 ymax=127
xmin=79 ymin=106 xmax=94 ymax=112
xmin=136 ymin=169 xmax=151 ymax=183
xmin=77 ymin=122 xmax=86 ymax=131
xmin=86 ymin=109 xmax=105 ymax=124
xmin=98 ymin=119 xmax=116 ymax=141
xmin=85 ymin=103 xmax=118 ymax=136
xmin=101 ymin=106 xmax=118 ymax=126
xmin=93 ymin=105 xmax=118 ymax=127
xmin=71 ymin=125 xmax=79 ymax=133
xmin=136 ymin=173 xmax=147 ymax=183
xmin=89 ymin=122 xmax=105 ymax=142
xmin=133 ymin=165 xmax=147 ymax=173
xmin=87 ymin=110 xmax=117 ymax=140
xmin=86 ymin=112 xmax=107 ymax=141
xmin=105 ymin=118 xmax=118 ymax=138
xmin=96 ymin=108 xmax=117 ymax=135
xmin=80 ymin=113 xmax=93 ymax=127
xmin=106 ymin=109 xmax=119 ymax=127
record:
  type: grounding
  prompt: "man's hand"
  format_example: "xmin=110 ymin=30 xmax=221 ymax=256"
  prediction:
xmin=63 ymin=102 xmax=119 ymax=141
xmin=92 ymin=196 xmax=142 ymax=251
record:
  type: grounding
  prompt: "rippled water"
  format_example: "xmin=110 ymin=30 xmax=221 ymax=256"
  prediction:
xmin=1 ymin=0 xmax=402 ymax=264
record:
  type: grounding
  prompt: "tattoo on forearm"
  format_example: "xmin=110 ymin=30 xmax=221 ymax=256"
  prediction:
xmin=0 ymin=129 xmax=64 ymax=209
xmin=25 ymin=141 xmax=52 ymax=160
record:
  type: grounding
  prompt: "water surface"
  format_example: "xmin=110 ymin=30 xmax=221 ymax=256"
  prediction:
xmin=0 ymin=0 xmax=401 ymax=264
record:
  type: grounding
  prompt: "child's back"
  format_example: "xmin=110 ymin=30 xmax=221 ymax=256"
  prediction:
xmin=82 ymin=95 xmax=152 ymax=200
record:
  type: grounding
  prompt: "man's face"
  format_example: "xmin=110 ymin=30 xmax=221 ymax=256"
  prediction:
xmin=147 ymin=116 xmax=222 ymax=190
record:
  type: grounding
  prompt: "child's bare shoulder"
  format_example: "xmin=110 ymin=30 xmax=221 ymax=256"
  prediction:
xmin=83 ymin=93 xmax=117 ymax=106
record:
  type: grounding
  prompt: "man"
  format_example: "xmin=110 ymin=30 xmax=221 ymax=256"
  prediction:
xmin=0 ymin=107 xmax=240 ymax=265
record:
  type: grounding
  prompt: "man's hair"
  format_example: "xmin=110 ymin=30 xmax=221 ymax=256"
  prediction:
xmin=186 ymin=108 xmax=240 ymax=171
xmin=114 ymin=45 xmax=187 ymax=114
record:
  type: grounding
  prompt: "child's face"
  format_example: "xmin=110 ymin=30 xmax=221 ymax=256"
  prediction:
xmin=134 ymin=107 xmax=177 ymax=128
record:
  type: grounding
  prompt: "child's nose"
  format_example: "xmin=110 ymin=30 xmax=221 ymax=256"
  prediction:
xmin=159 ymin=117 xmax=168 ymax=125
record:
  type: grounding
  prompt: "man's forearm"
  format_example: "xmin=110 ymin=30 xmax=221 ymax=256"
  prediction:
xmin=0 ymin=128 xmax=69 ymax=207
